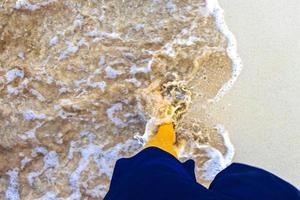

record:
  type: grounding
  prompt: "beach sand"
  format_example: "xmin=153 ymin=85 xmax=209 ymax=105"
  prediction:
xmin=1 ymin=0 xmax=299 ymax=198
xmin=212 ymin=0 xmax=300 ymax=187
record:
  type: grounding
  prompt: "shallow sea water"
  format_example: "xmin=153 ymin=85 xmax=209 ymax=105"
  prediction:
xmin=0 ymin=0 xmax=241 ymax=199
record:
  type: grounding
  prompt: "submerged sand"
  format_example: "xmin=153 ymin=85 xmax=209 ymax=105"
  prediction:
xmin=0 ymin=0 xmax=240 ymax=199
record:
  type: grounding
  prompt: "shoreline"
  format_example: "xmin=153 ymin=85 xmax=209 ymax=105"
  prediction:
xmin=213 ymin=0 xmax=300 ymax=187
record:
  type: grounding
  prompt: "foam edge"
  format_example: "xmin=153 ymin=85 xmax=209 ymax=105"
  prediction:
xmin=206 ymin=0 xmax=243 ymax=103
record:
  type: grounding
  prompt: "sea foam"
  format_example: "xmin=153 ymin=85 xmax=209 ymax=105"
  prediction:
xmin=205 ymin=0 xmax=243 ymax=102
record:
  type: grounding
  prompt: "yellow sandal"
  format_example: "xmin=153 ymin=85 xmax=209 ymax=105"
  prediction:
xmin=144 ymin=123 xmax=178 ymax=158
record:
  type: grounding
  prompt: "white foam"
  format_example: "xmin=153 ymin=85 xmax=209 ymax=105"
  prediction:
xmin=15 ymin=0 xmax=39 ymax=10
xmin=5 ymin=169 xmax=20 ymax=200
xmin=67 ymin=141 xmax=77 ymax=160
xmin=73 ymin=15 xmax=84 ymax=29
xmin=27 ymin=147 xmax=59 ymax=186
xmin=58 ymin=87 xmax=70 ymax=94
xmin=34 ymin=191 xmax=61 ymax=200
xmin=94 ymin=148 xmax=116 ymax=177
xmin=85 ymin=30 xmax=120 ymax=39
xmin=17 ymin=52 xmax=25 ymax=60
xmin=27 ymin=171 xmax=40 ymax=186
xmin=196 ymin=144 xmax=227 ymax=180
xmin=129 ymin=65 xmax=151 ymax=75
xmin=6 ymin=68 xmax=24 ymax=82
xmin=106 ymin=103 xmax=127 ymax=128
xmin=68 ymin=143 xmax=105 ymax=199
xmin=79 ymin=130 xmax=96 ymax=143
xmin=73 ymin=79 xmax=86 ymax=87
xmin=19 ymin=123 xmax=43 ymax=140
xmin=205 ymin=0 xmax=243 ymax=102
xmin=78 ymin=38 xmax=88 ymax=47
xmin=125 ymin=78 xmax=141 ymax=87
xmin=84 ymin=185 xmax=107 ymax=199
xmin=58 ymin=41 xmax=79 ymax=60
xmin=7 ymin=77 xmax=30 ymax=95
xmin=215 ymin=124 xmax=235 ymax=162
xmin=105 ymin=66 xmax=123 ymax=79
xmin=85 ymin=30 xmax=101 ymax=37
xmin=15 ymin=0 xmax=55 ymax=11
xmin=22 ymin=110 xmax=46 ymax=121
xmin=31 ymin=146 xmax=48 ymax=157
xmin=49 ymin=36 xmax=58 ymax=47
xmin=59 ymin=99 xmax=81 ymax=112
xmin=43 ymin=151 xmax=59 ymax=169
xmin=166 ymin=0 xmax=177 ymax=13
xmin=133 ymin=23 xmax=145 ymax=32
xmin=98 ymin=55 xmax=106 ymax=66
xmin=69 ymin=143 xmax=101 ymax=189
xmin=161 ymin=43 xmax=176 ymax=57
xmin=7 ymin=85 xmax=19 ymax=95
xmin=95 ymin=3 xmax=106 ymax=21
xmin=66 ymin=137 xmax=140 ymax=198
xmin=152 ymin=0 xmax=161 ymax=4
xmin=64 ymin=190 xmax=81 ymax=200
xmin=87 ymin=81 xmax=106 ymax=92
xmin=136 ymin=117 xmax=159 ymax=144
xmin=191 ymin=124 xmax=235 ymax=181
xmin=58 ymin=38 xmax=86 ymax=61
xmin=94 ymin=139 xmax=141 ymax=177
xmin=29 ymin=89 xmax=46 ymax=101
xmin=174 ymin=35 xmax=204 ymax=46
xmin=53 ymin=104 xmax=75 ymax=119
xmin=20 ymin=157 xmax=32 ymax=169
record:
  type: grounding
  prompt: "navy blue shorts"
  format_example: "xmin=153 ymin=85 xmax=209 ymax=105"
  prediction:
xmin=105 ymin=147 xmax=300 ymax=200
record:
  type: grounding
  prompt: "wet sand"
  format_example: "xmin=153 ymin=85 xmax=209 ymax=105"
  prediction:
xmin=213 ymin=0 xmax=300 ymax=187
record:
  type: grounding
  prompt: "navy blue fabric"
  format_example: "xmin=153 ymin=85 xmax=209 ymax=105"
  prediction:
xmin=104 ymin=147 xmax=300 ymax=200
